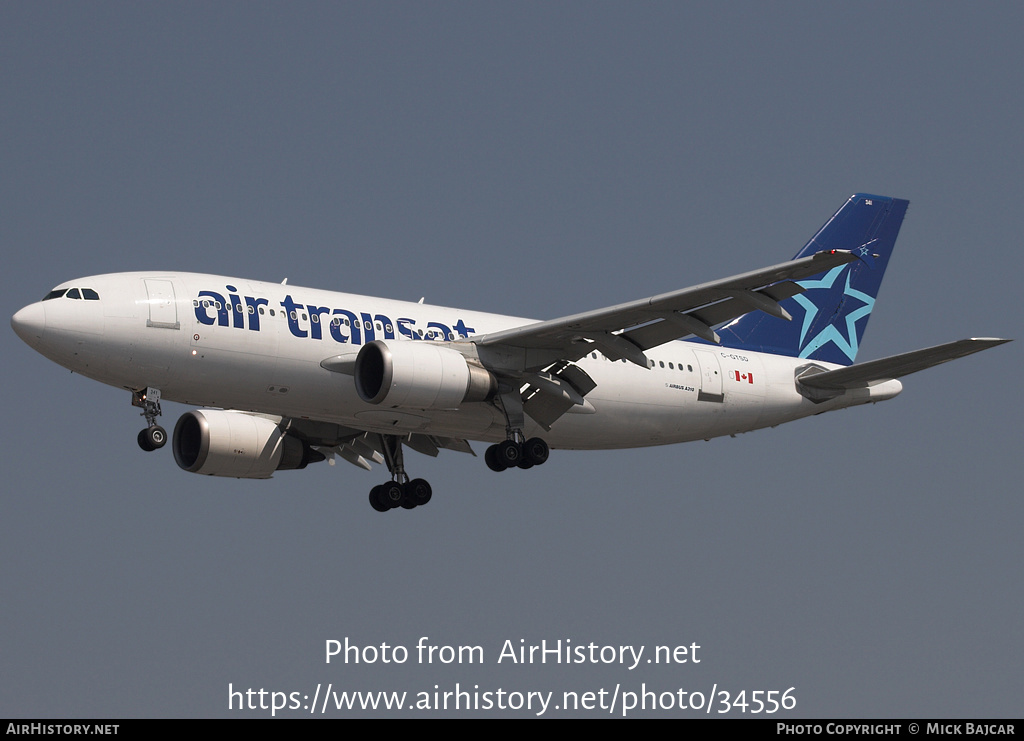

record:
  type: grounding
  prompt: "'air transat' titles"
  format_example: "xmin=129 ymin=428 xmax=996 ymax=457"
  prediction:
xmin=192 ymin=285 xmax=476 ymax=347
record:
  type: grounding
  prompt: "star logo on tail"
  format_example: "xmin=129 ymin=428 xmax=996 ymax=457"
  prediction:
xmin=792 ymin=265 xmax=875 ymax=362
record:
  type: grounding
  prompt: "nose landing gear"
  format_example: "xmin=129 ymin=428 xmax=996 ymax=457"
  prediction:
xmin=132 ymin=387 xmax=167 ymax=452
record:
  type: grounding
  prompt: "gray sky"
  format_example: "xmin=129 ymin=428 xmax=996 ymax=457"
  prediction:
xmin=2 ymin=2 xmax=1021 ymax=718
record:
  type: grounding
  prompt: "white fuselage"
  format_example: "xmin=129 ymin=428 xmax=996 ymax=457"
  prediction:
xmin=12 ymin=272 xmax=903 ymax=449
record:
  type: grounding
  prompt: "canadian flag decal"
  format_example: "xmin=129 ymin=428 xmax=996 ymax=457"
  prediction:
xmin=732 ymin=370 xmax=754 ymax=384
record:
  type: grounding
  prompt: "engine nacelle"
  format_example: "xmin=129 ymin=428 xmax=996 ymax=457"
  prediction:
xmin=354 ymin=339 xmax=496 ymax=410
xmin=172 ymin=410 xmax=318 ymax=479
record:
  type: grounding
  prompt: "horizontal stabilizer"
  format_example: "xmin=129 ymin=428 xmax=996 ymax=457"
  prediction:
xmin=798 ymin=338 xmax=1011 ymax=390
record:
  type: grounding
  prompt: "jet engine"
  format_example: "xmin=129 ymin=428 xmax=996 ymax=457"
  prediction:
xmin=354 ymin=339 xmax=496 ymax=410
xmin=172 ymin=409 xmax=320 ymax=478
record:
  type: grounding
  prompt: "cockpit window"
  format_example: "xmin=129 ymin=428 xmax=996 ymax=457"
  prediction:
xmin=40 ymin=287 xmax=100 ymax=301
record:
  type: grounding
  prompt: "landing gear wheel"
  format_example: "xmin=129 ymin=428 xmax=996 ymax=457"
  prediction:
xmin=522 ymin=437 xmax=549 ymax=466
xmin=137 ymin=425 xmax=167 ymax=452
xmin=369 ymin=435 xmax=433 ymax=512
xmin=147 ymin=426 xmax=167 ymax=449
xmin=404 ymin=478 xmax=432 ymax=507
xmin=369 ymin=485 xmax=389 ymax=512
xmin=497 ymin=439 xmax=521 ymax=468
xmin=485 ymin=444 xmax=507 ymax=472
xmin=379 ymin=482 xmax=404 ymax=510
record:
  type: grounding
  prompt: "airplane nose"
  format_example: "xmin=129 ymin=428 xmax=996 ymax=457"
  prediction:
xmin=11 ymin=302 xmax=46 ymax=345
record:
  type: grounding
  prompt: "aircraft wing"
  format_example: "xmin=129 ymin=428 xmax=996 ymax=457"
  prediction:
xmin=797 ymin=338 xmax=1011 ymax=390
xmin=472 ymin=249 xmax=858 ymax=368
xmin=281 ymin=420 xmax=476 ymax=471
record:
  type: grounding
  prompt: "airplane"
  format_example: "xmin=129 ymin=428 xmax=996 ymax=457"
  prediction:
xmin=10 ymin=194 xmax=1010 ymax=512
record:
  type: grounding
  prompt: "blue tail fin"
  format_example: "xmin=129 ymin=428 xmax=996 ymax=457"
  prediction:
xmin=715 ymin=193 xmax=909 ymax=366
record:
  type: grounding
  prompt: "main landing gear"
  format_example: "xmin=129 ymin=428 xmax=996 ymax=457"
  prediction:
xmin=484 ymin=387 xmax=550 ymax=472
xmin=132 ymin=387 xmax=167 ymax=452
xmin=368 ymin=434 xmax=433 ymax=513
xmin=484 ymin=436 xmax=549 ymax=472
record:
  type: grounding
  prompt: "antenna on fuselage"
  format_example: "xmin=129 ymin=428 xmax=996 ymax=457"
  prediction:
xmin=281 ymin=278 xmax=288 ymax=285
